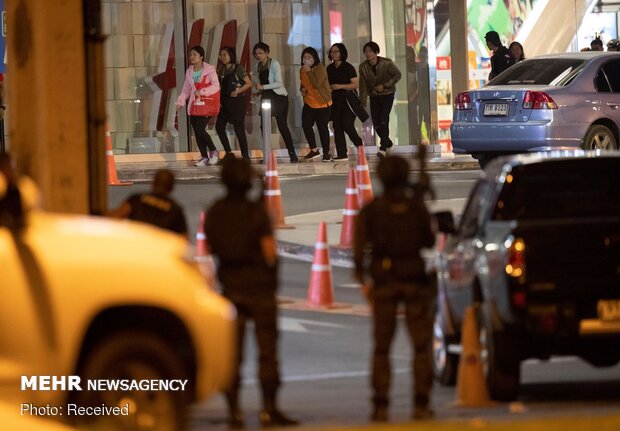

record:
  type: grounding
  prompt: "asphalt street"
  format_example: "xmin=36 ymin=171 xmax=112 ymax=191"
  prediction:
xmin=108 ymin=172 xmax=620 ymax=429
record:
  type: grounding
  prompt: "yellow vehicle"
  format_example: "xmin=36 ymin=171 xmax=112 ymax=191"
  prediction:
xmin=0 ymin=179 xmax=235 ymax=430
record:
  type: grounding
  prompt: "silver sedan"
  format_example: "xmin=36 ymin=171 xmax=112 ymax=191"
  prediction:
xmin=451 ymin=52 xmax=620 ymax=167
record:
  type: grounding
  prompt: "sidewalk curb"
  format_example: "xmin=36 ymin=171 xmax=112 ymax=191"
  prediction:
xmin=117 ymin=157 xmax=479 ymax=183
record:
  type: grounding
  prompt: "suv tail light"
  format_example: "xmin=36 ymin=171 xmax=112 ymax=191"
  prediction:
xmin=506 ymin=237 xmax=527 ymax=309
xmin=506 ymin=237 xmax=526 ymax=278
xmin=522 ymin=91 xmax=558 ymax=109
xmin=454 ymin=92 xmax=472 ymax=110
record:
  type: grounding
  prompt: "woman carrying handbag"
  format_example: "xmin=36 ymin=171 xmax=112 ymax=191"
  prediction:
xmin=176 ymin=45 xmax=221 ymax=166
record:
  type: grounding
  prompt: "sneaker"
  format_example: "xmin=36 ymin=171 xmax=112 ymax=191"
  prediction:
xmin=377 ymin=150 xmax=386 ymax=160
xmin=194 ymin=157 xmax=209 ymax=167
xmin=331 ymin=155 xmax=348 ymax=161
xmin=290 ymin=155 xmax=299 ymax=163
xmin=304 ymin=149 xmax=321 ymax=160
xmin=208 ymin=151 xmax=219 ymax=165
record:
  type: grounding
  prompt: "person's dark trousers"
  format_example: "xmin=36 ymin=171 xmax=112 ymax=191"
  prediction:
xmin=190 ymin=115 xmax=217 ymax=157
xmin=225 ymin=294 xmax=281 ymax=411
xmin=369 ymin=93 xmax=395 ymax=151
xmin=215 ymin=109 xmax=250 ymax=160
xmin=260 ymin=95 xmax=298 ymax=160
xmin=332 ymin=100 xmax=362 ymax=157
xmin=302 ymin=104 xmax=332 ymax=157
xmin=371 ymin=281 xmax=435 ymax=410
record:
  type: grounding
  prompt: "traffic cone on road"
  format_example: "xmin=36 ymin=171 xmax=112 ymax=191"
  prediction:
xmin=307 ymin=221 xmax=334 ymax=308
xmin=456 ymin=306 xmax=492 ymax=406
xmin=105 ymin=123 xmax=133 ymax=186
xmin=195 ymin=211 xmax=210 ymax=257
xmin=356 ymin=146 xmax=373 ymax=207
xmin=195 ymin=211 xmax=217 ymax=289
xmin=264 ymin=150 xmax=293 ymax=229
xmin=339 ymin=168 xmax=360 ymax=249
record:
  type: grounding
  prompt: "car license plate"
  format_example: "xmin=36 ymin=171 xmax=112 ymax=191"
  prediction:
xmin=597 ymin=299 xmax=620 ymax=321
xmin=484 ymin=103 xmax=508 ymax=116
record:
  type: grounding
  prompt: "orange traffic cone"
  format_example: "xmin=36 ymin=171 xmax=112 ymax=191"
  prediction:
xmin=339 ymin=168 xmax=360 ymax=249
xmin=356 ymin=146 xmax=373 ymax=207
xmin=195 ymin=211 xmax=210 ymax=257
xmin=105 ymin=123 xmax=133 ymax=186
xmin=456 ymin=306 xmax=492 ymax=406
xmin=195 ymin=211 xmax=217 ymax=290
xmin=263 ymin=150 xmax=293 ymax=229
xmin=307 ymin=221 xmax=334 ymax=308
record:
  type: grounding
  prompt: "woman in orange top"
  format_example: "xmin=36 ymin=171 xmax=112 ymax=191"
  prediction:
xmin=300 ymin=47 xmax=333 ymax=162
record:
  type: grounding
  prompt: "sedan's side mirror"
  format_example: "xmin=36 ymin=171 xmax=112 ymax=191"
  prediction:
xmin=434 ymin=211 xmax=455 ymax=234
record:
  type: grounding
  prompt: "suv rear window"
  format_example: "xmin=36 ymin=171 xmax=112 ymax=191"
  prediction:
xmin=491 ymin=59 xmax=586 ymax=86
xmin=492 ymin=159 xmax=620 ymax=220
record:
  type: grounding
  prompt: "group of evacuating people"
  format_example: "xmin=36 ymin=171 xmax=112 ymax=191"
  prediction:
xmin=175 ymin=40 xmax=403 ymax=166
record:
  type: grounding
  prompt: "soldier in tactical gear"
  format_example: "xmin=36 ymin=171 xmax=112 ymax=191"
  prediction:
xmin=354 ymin=155 xmax=436 ymax=422
xmin=205 ymin=157 xmax=298 ymax=429
xmin=108 ymin=169 xmax=187 ymax=237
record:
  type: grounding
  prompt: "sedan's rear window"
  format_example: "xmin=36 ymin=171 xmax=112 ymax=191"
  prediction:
xmin=492 ymin=159 xmax=620 ymax=220
xmin=491 ymin=59 xmax=587 ymax=86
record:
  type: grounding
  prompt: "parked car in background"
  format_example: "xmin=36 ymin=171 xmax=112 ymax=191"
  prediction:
xmin=451 ymin=52 xmax=620 ymax=167
xmin=433 ymin=152 xmax=620 ymax=400
xmin=0 ymin=178 xmax=235 ymax=430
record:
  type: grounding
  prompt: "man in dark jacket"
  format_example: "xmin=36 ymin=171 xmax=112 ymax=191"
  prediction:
xmin=205 ymin=157 xmax=298 ymax=428
xmin=354 ymin=155 xmax=436 ymax=422
xmin=485 ymin=31 xmax=515 ymax=80
xmin=359 ymin=41 xmax=402 ymax=159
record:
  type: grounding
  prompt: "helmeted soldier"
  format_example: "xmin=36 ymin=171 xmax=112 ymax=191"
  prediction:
xmin=204 ymin=157 xmax=298 ymax=428
xmin=354 ymin=155 xmax=436 ymax=422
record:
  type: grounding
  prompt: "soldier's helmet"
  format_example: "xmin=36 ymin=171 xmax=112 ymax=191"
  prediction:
xmin=377 ymin=156 xmax=410 ymax=189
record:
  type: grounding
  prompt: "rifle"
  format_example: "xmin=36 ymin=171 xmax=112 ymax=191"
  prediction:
xmin=412 ymin=144 xmax=435 ymax=201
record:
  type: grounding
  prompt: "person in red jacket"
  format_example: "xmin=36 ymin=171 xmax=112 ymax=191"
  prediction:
xmin=176 ymin=46 xmax=221 ymax=166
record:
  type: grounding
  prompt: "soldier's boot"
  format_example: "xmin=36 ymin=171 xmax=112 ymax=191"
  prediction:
xmin=260 ymin=395 xmax=299 ymax=427
xmin=412 ymin=394 xmax=434 ymax=420
xmin=225 ymin=390 xmax=244 ymax=429
xmin=370 ymin=406 xmax=388 ymax=422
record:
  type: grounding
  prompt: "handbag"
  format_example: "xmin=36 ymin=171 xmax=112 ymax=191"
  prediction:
xmin=190 ymin=75 xmax=220 ymax=117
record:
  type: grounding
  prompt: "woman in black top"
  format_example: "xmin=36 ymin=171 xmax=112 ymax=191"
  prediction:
xmin=216 ymin=47 xmax=252 ymax=161
xmin=326 ymin=43 xmax=362 ymax=159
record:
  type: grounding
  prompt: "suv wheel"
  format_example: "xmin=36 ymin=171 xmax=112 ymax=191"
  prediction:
xmin=432 ymin=316 xmax=459 ymax=386
xmin=479 ymin=319 xmax=520 ymax=401
xmin=583 ymin=125 xmax=618 ymax=151
xmin=71 ymin=330 xmax=191 ymax=430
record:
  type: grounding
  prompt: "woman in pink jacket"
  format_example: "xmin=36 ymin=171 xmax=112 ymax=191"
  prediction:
xmin=176 ymin=46 xmax=221 ymax=166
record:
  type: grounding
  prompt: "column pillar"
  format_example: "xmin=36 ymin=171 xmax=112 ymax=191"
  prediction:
xmin=7 ymin=0 xmax=93 ymax=214
xmin=449 ymin=0 xmax=469 ymax=99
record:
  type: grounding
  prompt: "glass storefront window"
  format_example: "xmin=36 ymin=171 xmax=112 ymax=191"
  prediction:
xmin=100 ymin=0 xmax=378 ymax=157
